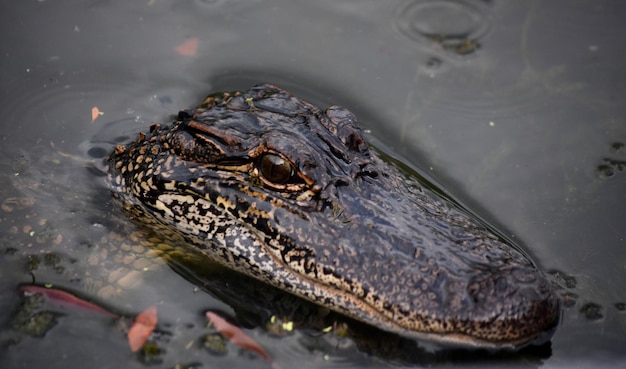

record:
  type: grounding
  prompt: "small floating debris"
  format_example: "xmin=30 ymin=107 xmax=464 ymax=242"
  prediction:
xmin=91 ymin=106 xmax=103 ymax=122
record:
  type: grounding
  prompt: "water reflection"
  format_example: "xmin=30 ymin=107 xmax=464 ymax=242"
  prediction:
xmin=1 ymin=0 xmax=626 ymax=368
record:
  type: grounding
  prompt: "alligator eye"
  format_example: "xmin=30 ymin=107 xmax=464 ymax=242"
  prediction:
xmin=259 ymin=153 xmax=293 ymax=184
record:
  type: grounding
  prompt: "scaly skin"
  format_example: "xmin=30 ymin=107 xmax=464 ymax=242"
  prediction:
xmin=106 ymin=84 xmax=559 ymax=349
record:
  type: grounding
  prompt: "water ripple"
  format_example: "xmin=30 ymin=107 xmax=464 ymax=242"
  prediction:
xmin=393 ymin=0 xmax=493 ymax=59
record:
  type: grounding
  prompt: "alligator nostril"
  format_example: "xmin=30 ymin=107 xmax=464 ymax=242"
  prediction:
xmin=87 ymin=146 xmax=109 ymax=159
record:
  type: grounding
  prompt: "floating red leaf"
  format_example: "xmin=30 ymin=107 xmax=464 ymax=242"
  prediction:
xmin=174 ymin=37 xmax=199 ymax=57
xmin=206 ymin=311 xmax=279 ymax=368
xmin=19 ymin=284 xmax=117 ymax=317
xmin=91 ymin=106 xmax=101 ymax=122
xmin=128 ymin=305 xmax=158 ymax=352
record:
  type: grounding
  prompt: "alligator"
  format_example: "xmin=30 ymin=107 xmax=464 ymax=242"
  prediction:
xmin=106 ymin=84 xmax=559 ymax=349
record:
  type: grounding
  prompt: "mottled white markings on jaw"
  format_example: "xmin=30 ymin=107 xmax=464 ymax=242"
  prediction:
xmin=154 ymin=197 xmax=175 ymax=218
xmin=231 ymin=237 xmax=244 ymax=257
xmin=156 ymin=194 xmax=196 ymax=226
xmin=163 ymin=181 xmax=176 ymax=191
xmin=157 ymin=194 xmax=195 ymax=207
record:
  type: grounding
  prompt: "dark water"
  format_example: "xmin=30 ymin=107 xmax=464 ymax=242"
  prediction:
xmin=1 ymin=0 xmax=625 ymax=368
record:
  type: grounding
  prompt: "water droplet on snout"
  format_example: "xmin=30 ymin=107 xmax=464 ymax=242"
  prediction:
xmin=561 ymin=292 xmax=578 ymax=308
xmin=548 ymin=270 xmax=577 ymax=289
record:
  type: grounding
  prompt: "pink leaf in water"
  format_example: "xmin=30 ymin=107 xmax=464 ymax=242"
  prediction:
xmin=19 ymin=284 xmax=117 ymax=317
xmin=127 ymin=305 xmax=158 ymax=352
xmin=91 ymin=106 xmax=101 ymax=122
xmin=206 ymin=311 xmax=279 ymax=368
xmin=174 ymin=37 xmax=199 ymax=57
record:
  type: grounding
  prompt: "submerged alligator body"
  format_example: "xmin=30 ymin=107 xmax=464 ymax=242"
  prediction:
xmin=106 ymin=84 xmax=559 ymax=349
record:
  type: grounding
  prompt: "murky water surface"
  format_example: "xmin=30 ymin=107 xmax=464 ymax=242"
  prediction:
xmin=1 ymin=1 xmax=625 ymax=368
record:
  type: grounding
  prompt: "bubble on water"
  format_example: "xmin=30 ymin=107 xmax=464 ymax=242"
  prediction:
xmin=596 ymin=163 xmax=615 ymax=179
xmin=393 ymin=0 xmax=492 ymax=58
xmin=610 ymin=141 xmax=624 ymax=153
xmin=158 ymin=95 xmax=173 ymax=106
xmin=580 ymin=302 xmax=604 ymax=321
xmin=593 ymin=142 xmax=626 ymax=179
xmin=425 ymin=57 xmax=442 ymax=68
